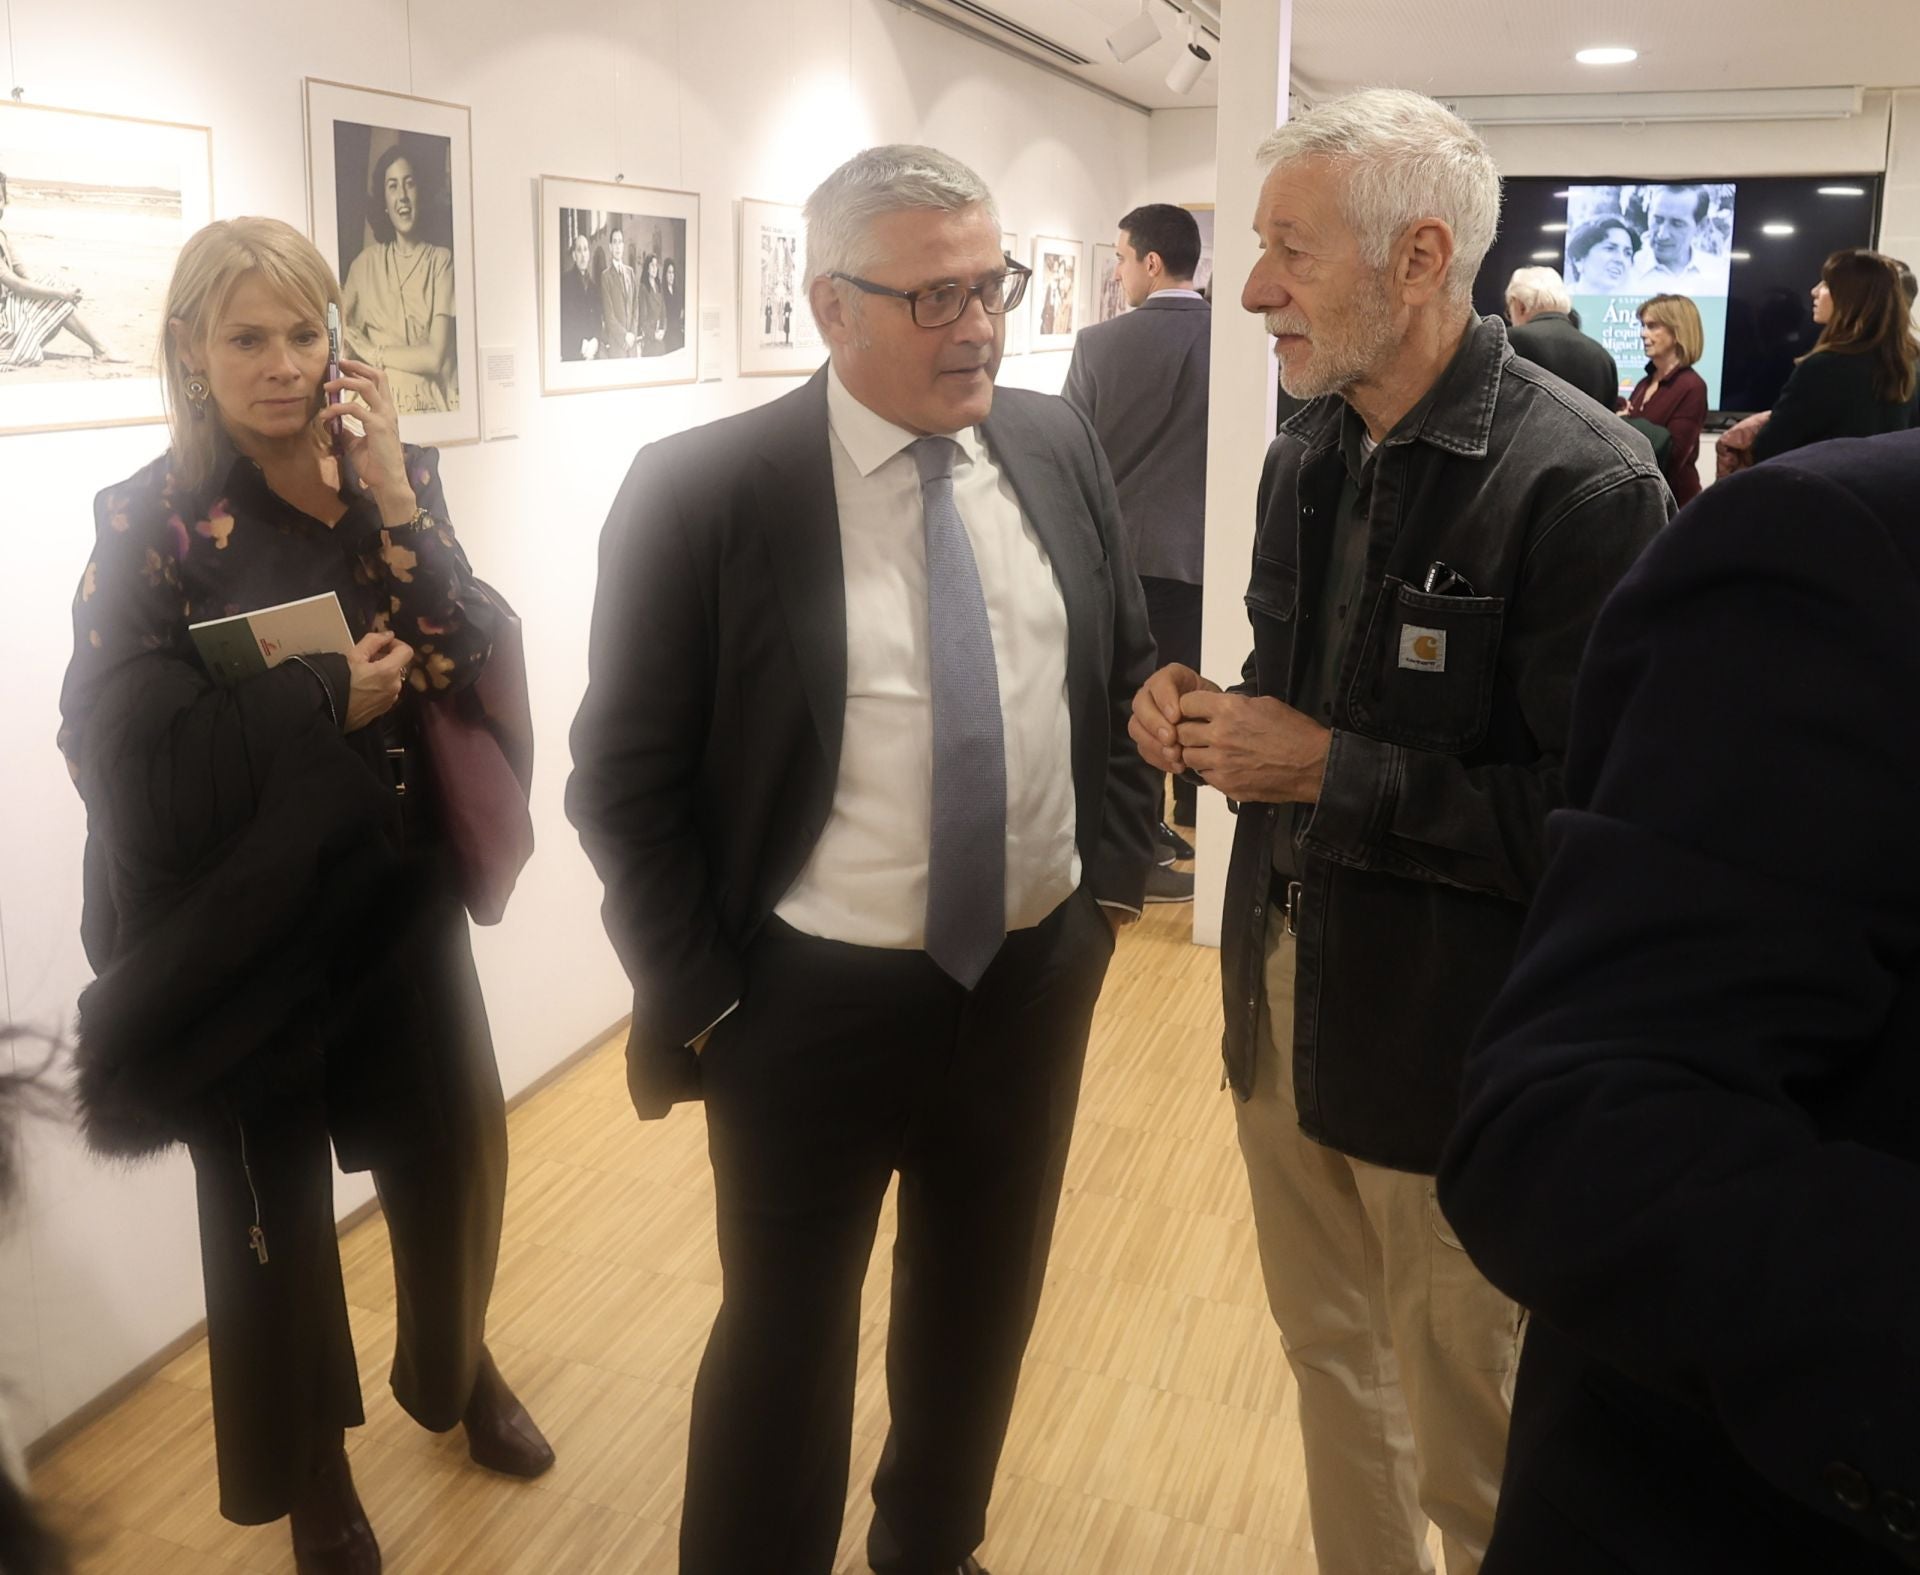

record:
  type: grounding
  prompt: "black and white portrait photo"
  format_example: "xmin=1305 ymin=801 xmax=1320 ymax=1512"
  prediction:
xmin=0 ymin=100 xmax=212 ymax=436
xmin=737 ymin=197 xmax=823 ymax=377
xmin=304 ymin=79 xmax=478 ymax=445
xmin=539 ymin=176 xmax=700 ymax=395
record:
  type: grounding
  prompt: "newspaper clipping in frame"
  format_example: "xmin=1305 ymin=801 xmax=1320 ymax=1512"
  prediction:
xmin=1563 ymin=183 xmax=1737 ymax=406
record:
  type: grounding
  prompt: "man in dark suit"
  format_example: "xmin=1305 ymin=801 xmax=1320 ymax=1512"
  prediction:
xmin=568 ymin=144 xmax=1159 ymax=1575
xmin=1505 ymin=265 xmax=1621 ymax=410
xmin=559 ymin=231 xmax=601 ymax=361
xmin=1065 ymin=202 xmax=1209 ymax=882
xmin=1439 ymin=429 xmax=1920 ymax=1574
xmin=597 ymin=226 xmax=637 ymax=357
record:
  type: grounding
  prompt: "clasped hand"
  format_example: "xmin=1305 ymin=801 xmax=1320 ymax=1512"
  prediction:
xmin=1129 ymin=663 xmax=1331 ymax=804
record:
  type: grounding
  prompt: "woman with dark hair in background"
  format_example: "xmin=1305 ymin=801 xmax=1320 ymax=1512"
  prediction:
xmin=340 ymin=142 xmax=455 ymax=413
xmin=59 ymin=215 xmax=549 ymax=1575
xmin=663 ymin=256 xmax=684 ymax=353
xmin=1750 ymin=249 xmax=1918 ymax=463
xmin=0 ymin=1042 xmax=70 ymax=1575
xmin=1623 ymin=293 xmax=1709 ymax=505
xmin=1566 ymin=215 xmax=1640 ymax=293
xmin=637 ymin=251 xmax=666 ymax=356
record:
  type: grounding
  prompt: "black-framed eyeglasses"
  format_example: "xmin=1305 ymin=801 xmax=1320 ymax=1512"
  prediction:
xmin=829 ymin=254 xmax=1031 ymax=328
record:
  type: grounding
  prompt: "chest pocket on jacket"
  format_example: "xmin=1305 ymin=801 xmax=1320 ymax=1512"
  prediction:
xmin=1349 ymin=576 xmax=1504 ymax=752
xmin=1243 ymin=556 xmax=1297 ymax=695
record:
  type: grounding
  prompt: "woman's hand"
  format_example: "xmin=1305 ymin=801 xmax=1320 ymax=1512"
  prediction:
xmin=344 ymin=631 xmax=416 ymax=732
xmin=318 ymin=358 xmax=417 ymax=526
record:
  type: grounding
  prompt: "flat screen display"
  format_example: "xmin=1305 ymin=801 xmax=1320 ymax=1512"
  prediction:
xmin=1475 ymin=175 xmax=1884 ymax=414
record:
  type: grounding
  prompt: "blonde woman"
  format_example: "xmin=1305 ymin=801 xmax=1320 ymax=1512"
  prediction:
xmin=1623 ymin=293 xmax=1708 ymax=504
xmin=57 ymin=217 xmax=549 ymax=1575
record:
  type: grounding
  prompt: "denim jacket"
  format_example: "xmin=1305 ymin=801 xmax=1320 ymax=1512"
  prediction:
xmin=1220 ymin=314 xmax=1672 ymax=1174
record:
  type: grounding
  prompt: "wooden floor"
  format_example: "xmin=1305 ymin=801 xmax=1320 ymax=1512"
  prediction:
xmin=31 ymin=893 xmax=1367 ymax=1574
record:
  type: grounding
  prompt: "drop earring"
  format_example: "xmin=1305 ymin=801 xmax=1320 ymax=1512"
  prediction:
xmin=184 ymin=372 xmax=210 ymax=414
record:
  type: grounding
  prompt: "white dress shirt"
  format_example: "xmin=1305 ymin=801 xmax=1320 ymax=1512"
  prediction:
xmin=774 ymin=365 xmax=1080 ymax=950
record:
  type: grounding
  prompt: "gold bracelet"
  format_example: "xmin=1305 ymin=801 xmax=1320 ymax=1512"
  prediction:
xmin=383 ymin=506 xmax=432 ymax=532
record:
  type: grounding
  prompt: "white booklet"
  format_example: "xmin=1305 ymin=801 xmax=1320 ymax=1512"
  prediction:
xmin=188 ymin=592 xmax=354 ymax=686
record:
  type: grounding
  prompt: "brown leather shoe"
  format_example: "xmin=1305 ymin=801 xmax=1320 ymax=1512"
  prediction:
xmin=463 ymin=1346 xmax=556 ymax=1479
xmin=289 ymin=1444 xmax=381 ymax=1575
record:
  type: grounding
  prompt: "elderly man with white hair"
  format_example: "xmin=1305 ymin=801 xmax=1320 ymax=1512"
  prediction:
xmin=570 ymin=144 xmax=1158 ymax=1575
xmin=1505 ymin=264 xmax=1622 ymax=409
xmin=1130 ymin=89 xmax=1671 ymax=1573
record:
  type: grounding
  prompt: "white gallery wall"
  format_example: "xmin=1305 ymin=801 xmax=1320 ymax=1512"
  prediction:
xmin=0 ymin=0 xmax=1150 ymax=1446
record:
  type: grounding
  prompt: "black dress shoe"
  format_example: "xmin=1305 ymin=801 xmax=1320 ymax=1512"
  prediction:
xmin=290 ymin=1445 xmax=381 ymax=1575
xmin=1155 ymin=820 xmax=1195 ymax=862
xmin=1144 ymin=863 xmax=1194 ymax=904
xmin=463 ymin=1346 xmax=557 ymax=1479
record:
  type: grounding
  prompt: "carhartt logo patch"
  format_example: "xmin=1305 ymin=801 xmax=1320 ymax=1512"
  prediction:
xmin=1398 ymin=626 xmax=1447 ymax=672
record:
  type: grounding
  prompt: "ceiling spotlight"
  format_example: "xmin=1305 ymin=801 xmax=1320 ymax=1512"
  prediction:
xmin=1817 ymin=185 xmax=1866 ymax=197
xmin=1166 ymin=19 xmax=1212 ymax=95
xmin=1761 ymin=222 xmax=1796 ymax=236
xmin=1575 ymin=46 xmax=1638 ymax=65
xmin=1731 ymin=250 xmax=1752 ymax=261
xmin=1107 ymin=4 xmax=1161 ymax=64
xmin=1541 ymin=222 xmax=1568 ymax=233
xmin=1530 ymin=250 xmax=1559 ymax=261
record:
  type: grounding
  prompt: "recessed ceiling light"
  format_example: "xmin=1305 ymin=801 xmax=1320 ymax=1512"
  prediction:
xmin=1731 ymin=250 xmax=1752 ymax=261
xmin=1540 ymin=222 xmax=1568 ymax=233
xmin=1575 ymin=46 xmax=1638 ymax=65
xmin=1530 ymin=250 xmax=1560 ymax=260
xmin=1761 ymin=222 xmax=1796 ymax=236
xmin=1551 ymin=189 xmax=1570 ymax=199
xmin=1817 ymin=186 xmax=1866 ymax=197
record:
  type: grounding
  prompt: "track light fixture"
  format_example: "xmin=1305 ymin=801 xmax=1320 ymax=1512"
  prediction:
xmin=1165 ymin=15 xmax=1212 ymax=95
xmin=1106 ymin=3 xmax=1161 ymax=63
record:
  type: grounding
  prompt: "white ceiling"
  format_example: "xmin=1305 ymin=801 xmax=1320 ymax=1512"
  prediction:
xmin=912 ymin=0 xmax=1920 ymax=114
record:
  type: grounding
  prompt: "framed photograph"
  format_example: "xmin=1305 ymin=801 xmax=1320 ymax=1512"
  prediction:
xmin=999 ymin=230 xmax=1025 ymax=356
xmin=0 ymin=100 xmax=212 ymax=436
xmin=1183 ymin=202 xmax=1215 ymax=293
xmin=1091 ymin=242 xmax=1128 ymax=325
xmin=736 ymin=197 xmax=821 ymax=378
xmin=1031 ymin=236 xmax=1082 ymax=350
xmin=304 ymin=78 xmax=478 ymax=446
xmin=541 ymin=176 xmax=700 ymax=395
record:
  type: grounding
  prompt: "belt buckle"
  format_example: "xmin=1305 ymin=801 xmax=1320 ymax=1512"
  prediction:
xmin=385 ymin=744 xmax=409 ymax=800
xmin=1284 ymin=880 xmax=1302 ymax=938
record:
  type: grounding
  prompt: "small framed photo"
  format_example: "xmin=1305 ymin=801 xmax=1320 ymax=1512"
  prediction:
xmin=1031 ymin=236 xmax=1082 ymax=350
xmin=1184 ymin=202 xmax=1215 ymax=293
xmin=1092 ymin=242 xmax=1129 ymax=325
xmin=0 ymin=100 xmax=213 ymax=436
xmin=736 ymin=197 xmax=822 ymax=378
xmin=999 ymin=230 xmax=1025 ymax=356
xmin=541 ymin=176 xmax=700 ymax=395
xmin=304 ymin=78 xmax=479 ymax=445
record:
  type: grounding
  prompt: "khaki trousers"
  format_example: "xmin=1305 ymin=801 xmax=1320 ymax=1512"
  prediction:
xmin=1235 ymin=914 xmax=1520 ymax=1575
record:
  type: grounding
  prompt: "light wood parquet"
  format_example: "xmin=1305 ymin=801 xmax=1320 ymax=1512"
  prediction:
xmin=31 ymin=890 xmax=1387 ymax=1574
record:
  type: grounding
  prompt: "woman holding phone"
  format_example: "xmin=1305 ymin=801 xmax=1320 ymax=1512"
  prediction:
xmin=57 ymin=216 xmax=549 ymax=1575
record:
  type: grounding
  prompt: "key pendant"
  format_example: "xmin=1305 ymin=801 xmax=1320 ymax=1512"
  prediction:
xmin=248 ymin=1226 xmax=270 ymax=1266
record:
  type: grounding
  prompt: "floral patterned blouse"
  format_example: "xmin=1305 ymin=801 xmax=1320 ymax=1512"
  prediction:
xmin=59 ymin=437 xmax=493 ymax=769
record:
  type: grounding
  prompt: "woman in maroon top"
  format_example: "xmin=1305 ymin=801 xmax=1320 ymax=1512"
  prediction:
xmin=1622 ymin=293 xmax=1709 ymax=504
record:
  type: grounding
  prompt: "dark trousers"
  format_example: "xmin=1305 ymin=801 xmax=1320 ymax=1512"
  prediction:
xmin=187 ymin=912 xmax=508 ymax=1525
xmin=680 ymin=888 xmax=1116 ymax=1575
xmin=1141 ymin=575 xmax=1203 ymax=824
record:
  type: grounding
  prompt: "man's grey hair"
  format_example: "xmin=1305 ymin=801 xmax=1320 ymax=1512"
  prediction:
xmin=1256 ymin=88 xmax=1501 ymax=310
xmin=1505 ymin=265 xmax=1570 ymax=316
xmin=804 ymin=144 xmax=999 ymax=289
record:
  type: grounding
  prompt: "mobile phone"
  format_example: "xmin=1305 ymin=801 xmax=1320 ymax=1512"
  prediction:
xmin=324 ymin=301 xmax=345 ymax=455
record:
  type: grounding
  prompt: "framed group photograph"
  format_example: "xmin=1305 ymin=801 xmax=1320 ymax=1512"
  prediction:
xmin=999 ymin=230 xmax=1025 ymax=356
xmin=1091 ymin=241 xmax=1128 ymax=325
xmin=1031 ymin=236 xmax=1082 ymax=350
xmin=736 ymin=197 xmax=821 ymax=378
xmin=304 ymin=78 xmax=479 ymax=446
xmin=541 ymin=175 xmax=700 ymax=395
xmin=0 ymin=100 xmax=212 ymax=436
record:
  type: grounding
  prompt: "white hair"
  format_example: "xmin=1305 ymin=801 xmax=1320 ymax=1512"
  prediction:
xmin=803 ymin=144 xmax=998 ymax=287
xmin=1505 ymin=265 xmax=1571 ymax=316
xmin=1256 ymin=88 xmax=1501 ymax=310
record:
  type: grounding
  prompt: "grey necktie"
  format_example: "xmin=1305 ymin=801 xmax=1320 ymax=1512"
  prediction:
xmin=911 ymin=436 xmax=1007 ymax=989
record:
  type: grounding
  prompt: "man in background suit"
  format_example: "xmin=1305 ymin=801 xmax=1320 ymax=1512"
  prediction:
xmin=1505 ymin=265 xmax=1620 ymax=410
xmin=597 ymin=225 xmax=637 ymax=357
xmin=1064 ymin=203 xmax=1210 ymax=883
xmin=568 ymin=144 xmax=1159 ymax=1575
xmin=559 ymin=230 xmax=602 ymax=361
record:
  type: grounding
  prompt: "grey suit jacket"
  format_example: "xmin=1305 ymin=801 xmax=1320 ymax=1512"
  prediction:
xmin=567 ymin=367 xmax=1161 ymax=1117
xmin=1062 ymin=292 xmax=1210 ymax=584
